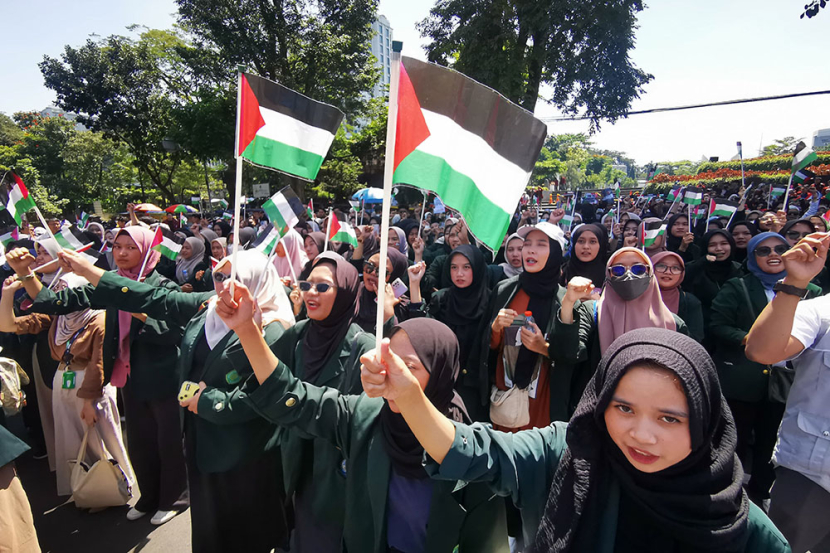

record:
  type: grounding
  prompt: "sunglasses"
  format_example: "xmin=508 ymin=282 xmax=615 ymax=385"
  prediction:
xmin=654 ymin=263 xmax=684 ymax=275
xmin=212 ymin=271 xmax=231 ymax=283
xmin=785 ymin=230 xmax=811 ymax=241
xmin=363 ymin=261 xmax=391 ymax=281
xmin=298 ymin=281 xmax=336 ymax=293
xmin=754 ymin=244 xmax=788 ymax=257
xmin=608 ymin=263 xmax=650 ymax=278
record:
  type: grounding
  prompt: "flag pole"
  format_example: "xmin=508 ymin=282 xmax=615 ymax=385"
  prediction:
xmin=324 ymin=207 xmax=333 ymax=251
xmin=418 ymin=190 xmax=427 ymax=240
xmin=32 ymin=206 xmax=62 ymax=258
xmin=688 ymin=202 xmax=692 ymax=233
xmin=738 ymin=142 xmax=745 ymax=190
xmin=662 ymin=187 xmax=683 ymax=221
xmin=360 ymin=198 xmax=365 ymax=226
xmin=230 ymin=68 xmax=245 ymax=292
xmin=252 ymin=241 xmax=281 ymax=297
xmin=375 ymin=41 xmax=402 ymax=353
xmin=782 ymin=173 xmax=794 ymax=212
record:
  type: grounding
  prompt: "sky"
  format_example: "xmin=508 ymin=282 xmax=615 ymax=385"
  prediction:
xmin=2 ymin=0 xmax=829 ymax=165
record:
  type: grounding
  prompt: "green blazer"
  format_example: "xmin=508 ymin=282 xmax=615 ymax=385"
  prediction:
xmin=259 ymin=321 xmax=373 ymax=527
xmin=89 ymin=271 xmax=285 ymax=473
xmin=709 ymin=273 xmax=820 ymax=402
xmin=681 ymin=259 xmax=744 ymax=332
xmin=243 ymin=359 xmax=509 ymax=553
xmin=677 ymin=290 xmax=705 ymax=344
xmin=427 ymin=422 xmax=791 ymax=552
xmin=476 ymin=276 xmax=583 ymax=422
xmin=31 ymin=270 xmax=183 ymax=401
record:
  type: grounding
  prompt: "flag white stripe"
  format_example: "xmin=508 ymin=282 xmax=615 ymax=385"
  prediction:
xmin=256 ymin=108 xmax=336 ymax=158
xmin=414 ymin=109 xmax=531 ymax=216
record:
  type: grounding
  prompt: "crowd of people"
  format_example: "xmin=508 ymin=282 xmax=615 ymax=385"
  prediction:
xmin=1 ymin=180 xmax=830 ymax=553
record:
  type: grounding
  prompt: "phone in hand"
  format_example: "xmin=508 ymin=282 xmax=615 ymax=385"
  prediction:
xmin=391 ymin=278 xmax=408 ymax=299
xmin=179 ymin=381 xmax=200 ymax=403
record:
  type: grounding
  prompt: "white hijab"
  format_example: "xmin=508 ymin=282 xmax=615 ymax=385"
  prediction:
xmin=52 ymin=273 xmax=103 ymax=346
xmin=204 ymin=250 xmax=295 ymax=349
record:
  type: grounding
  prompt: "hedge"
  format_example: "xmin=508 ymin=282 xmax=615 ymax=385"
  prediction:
xmin=696 ymin=151 xmax=830 ymax=174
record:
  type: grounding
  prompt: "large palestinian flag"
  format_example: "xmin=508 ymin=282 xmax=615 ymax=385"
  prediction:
xmin=236 ymin=73 xmax=344 ymax=181
xmin=391 ymin=57 xmax=547 ymax=250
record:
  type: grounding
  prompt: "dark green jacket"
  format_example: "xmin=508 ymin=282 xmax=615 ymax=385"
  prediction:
xmin=244 ymin=360 xmax=509 ymax=553
xmin=710 ymin=273 xmax=820 ymax=402
xmin=477 ymin=276 xmax=582 ymax=422
xmin=681 ymin=259 xmax=744 ymax=334
xmin=264 ymin=321 xmax=373 ymax=526
xmin=677 ymin=290 xmax=705 ymax=344
xmin=427 ymin=421 xmax=791 ymax=552
xmin=89 ymin=271 xmax=285 ymax=473
xmin=30 ymin=270 xmax=183 ymax=401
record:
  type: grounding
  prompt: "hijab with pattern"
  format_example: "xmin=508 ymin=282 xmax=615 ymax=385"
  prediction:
xmin=535 ymin=328 xmax=749 ymax=553
xmin=301 ymin=252 xmax=360 ymax=383
xmin=111 ymin=227 xmax=162 ymax=387
xmin=597 ymin=248 xmax=676 ymax=354
xmin=560 ymin=224 xmax=609 ymax=289
xmin=651 ymin=251 xmax=685 ymax=314
xmin=354 ymin=248 xmax=409 ymax=332
xmin=382 ymin=319 xmax=470 ymax=479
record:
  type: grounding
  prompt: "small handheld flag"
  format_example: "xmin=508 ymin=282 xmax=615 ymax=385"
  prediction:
xmin=709 ymin=198 xmax=739 ymax=218
xmin=77 ymin=211 xmax=89 ymax=229
xmin=327 ymin=217 xmax=358 ymax=247
xmin=251 ymin=224 xmax=282 ymax=256
xmin=262 ymin=187 xmax=306 ymax=236
xmin=3 ymin=174 xmax=37 ymax=227
xmin=150 ymin=226 xmax=185 ymax=260
xmin=642 ymin=220 xmax=667 ymax=248
xmin=682 ymin=187 xmax=703 ymax=206
xmin=792 ymin=142 xmax=817 ymax=174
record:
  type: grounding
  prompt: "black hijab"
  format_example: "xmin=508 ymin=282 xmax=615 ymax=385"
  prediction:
xmin=354 ymin=248 xmax=408 ymax=332
xmin=362 ymin=232 xmax=380 ymax=260
xmin=395 ymin=218 xmax=419 ymax=243
xmin=535 ymin=328 xmax=749 ymax=553
xmin=515 ymin=230 xmax=563 ymax=388
xmin=728 ymin=220 xmax=757 ymax=263
xmin=560 ymin=224 xmax=608 ymax=289
xmin=301 ymin=252 xmax=360 ymax=383
xmin=436 ymin=245 xmax=490 ymax=368
xmin=779 ymin=218 xmax=816 ymax=242
xmin=299 ymin=231 xmax=326 ymax=281
xmin=665 ymin=213 xmax=689 ymax=252
xmin=380 ymin=319 xmax=470 ymax=479
xmin=213 ymin=220 xmax=231 ymax=238
xmin=701 ymin=230 xmax=737 ymax=284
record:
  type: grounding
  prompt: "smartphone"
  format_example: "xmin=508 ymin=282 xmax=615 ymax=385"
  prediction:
xmin=179 ymin=381 xmax=200 ymax=403
xmin=391 ymin=278 xmax=408 ymax=299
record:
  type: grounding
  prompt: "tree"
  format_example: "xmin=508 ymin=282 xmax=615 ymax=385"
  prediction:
xmin=175 ymin=0 xmax=380 ymax=119
xmin=530 ymin=147 xmax=566 ymax=187
xmin=761 ymin=137 xmax=803 ymax=157
xmin=418 ymin=0 xmax=652 ymax=127
xmin=0 ymin=114 xmax=23 ymax=147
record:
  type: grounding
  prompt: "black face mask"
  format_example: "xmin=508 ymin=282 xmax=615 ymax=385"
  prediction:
xmin=608 ymin=272 xmax=650 ymax=301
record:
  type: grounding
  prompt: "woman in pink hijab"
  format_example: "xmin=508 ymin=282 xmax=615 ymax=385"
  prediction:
xmin=651 ymin=251 xmax=705 ymax=342
xmin=273 ymin=228 xmax=309 ymax=284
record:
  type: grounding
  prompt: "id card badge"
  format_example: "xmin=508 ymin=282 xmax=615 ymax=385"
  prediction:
xmin=62 ymin=370 xmax=76 ymax=390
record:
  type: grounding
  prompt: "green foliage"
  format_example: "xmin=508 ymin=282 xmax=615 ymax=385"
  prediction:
xmin=530 ymin=147 xmax=566 ymax=187
xmin=696 ymin=152 xmax=830 ymax=175
xmin=760 ymin=136 xmax=802 ymax=157
xmin=418 ymin=0 xmax=652 ymax=127
xmin=175 ymin=0 xmax=380 ymax=119
xmin=0 ymin=114 xmax=24 ymax=147
xmin=314 ymin=127 xmax=367 ymax=201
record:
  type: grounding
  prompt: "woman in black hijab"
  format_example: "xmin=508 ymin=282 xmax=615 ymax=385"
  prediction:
xmin=395 ymin=218 xmax=421 ymax=262
xmin=729 ymin=220 xmax=758 ymax=264
xmin=682 ymin=230 xmax=743 ymax=348
xmin=212 ymin=220 xmax=231 ymax=239
xmin=666 ymin=212 xmax=701 ymax=262
xmin=560 ymin=223 xmax=609 ymax=289
xmin=212 ymin=304 xmax=509 ymax=552
xmin=299 ymin=231 xmax=326 ymax=281
xmin=409 ymin=244 xmax=491 ymax=421
xmin=354 ymin=247 xmax=409 ymax=333
xmin=366 ymin=327 xmax=789 ymax=552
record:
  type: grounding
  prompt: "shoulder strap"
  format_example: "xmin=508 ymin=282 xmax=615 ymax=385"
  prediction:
xmin=736 ymin=278 xmax=757 ymax=321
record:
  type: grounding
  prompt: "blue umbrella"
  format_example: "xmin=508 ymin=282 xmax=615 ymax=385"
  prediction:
xmin=352 ymin=188 xmax=385 ymax=203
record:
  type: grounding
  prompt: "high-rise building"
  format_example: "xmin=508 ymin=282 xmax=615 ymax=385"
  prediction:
xmin=370 ymin=15 xmax=392 ymax=98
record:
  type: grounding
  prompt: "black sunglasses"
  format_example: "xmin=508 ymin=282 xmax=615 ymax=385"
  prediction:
xmin=754 ymin=245 xmax=788 ymax=257
xmin=608 ymin=263 xmax=649 ymax=278
xmin=298 ymin=281 xmax=336 ymax=293
xmin=363 ymin=261 xmax=390 ymax=280
xmin=785 ymin=230 xmax=811 ymax=241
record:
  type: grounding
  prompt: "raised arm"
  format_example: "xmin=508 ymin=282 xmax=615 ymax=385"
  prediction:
xmin=746 ymin=233 xmax=829 ymax=364
xmin=0 ymin=277 xmax=52 ymax=335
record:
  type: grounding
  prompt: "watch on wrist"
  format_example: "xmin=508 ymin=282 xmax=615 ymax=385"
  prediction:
xmin=773 ymin=280 xmax=809 ymax=299
xmin=16 ymin=272 xmax=35 ymax=283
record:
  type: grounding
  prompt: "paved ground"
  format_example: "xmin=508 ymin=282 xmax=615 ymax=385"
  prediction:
xmin=9 ymin=414 xmax=192 ymax=553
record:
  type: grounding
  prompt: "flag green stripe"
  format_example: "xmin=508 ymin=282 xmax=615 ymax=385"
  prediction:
xmin=392 ymin=150 xmax=510 ymax=249
xmin=242 ymin=135 xmax=323 ymax=181
xmin=331 ymin=230 xmax=357 ymax=246
xmin=154 ymin=244 xmax=180 ymax=260
xmin=711 ymin=207 xmax=737 ymax=217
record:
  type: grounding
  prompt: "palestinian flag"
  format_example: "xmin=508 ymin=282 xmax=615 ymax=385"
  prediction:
xmin=3 ymin=174 xmax=36 ymax=227
xmin=348 ymin=200 xmax=360 ymax=212
xmin=614 ymin=183 xmax=621 ymax=199
xmin=710 ymin=198 xmax=739 ymax=218
xmin=667 ymin=186 xmax=682 ymax=202
xmin=55 ymin=225 xmax=91 ymax=251
xmin=642 ymin=220 xmax=667 ymax=248
xmin=691 ymin=205 xmax=707 ymax=220
xmin=251 ymin=224 xmax=282 ymax=256
xmin=770 ymin=187 xmax=786 ymax=197
xmin=682 ymin=187 xmax=703 ymax=205
xmin=150 ymin=226 xmax=184 ymax=260
xmin=559 ymin=213 xmax=575 ymax=230
xmin=262 ymin=187 xmax=305 ymax=236
xmin=793 ymin=168 xmax=815 ymax=184
xmin=328 ymin=217 xmax=357 ymax=247
xmin=0 ymin=226 xmax=18 ymax=248
xmin=236 ymin=73 xmax=344 ymax=181
xmin=391 ymin=57 xmax=546 ymax=250
xmin=307 ymin=199 xmax=314 ymax=218
xmin=77 ymin=211 xmax=89 ymax=229
xmin=792 ymin=141 xmax=818 ymax=174
xmin=222 ymin=211 xmax=232 ymax=221
xmin=180 ymin=212 xmax=188 ymax=229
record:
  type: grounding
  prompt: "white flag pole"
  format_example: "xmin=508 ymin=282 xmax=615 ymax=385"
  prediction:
xmin=324 ymin=207 xmax=333 ymax=252
xmin=738 ymin=141 xmax=745 ymax=190
xmin=782 ymin=172 xmax=794 ymax=212
xmin=230 ymin=69 xmax=244 ymax=292
xmin=375 ymin=41 xmax=402 ymax=353
xmin=252 ymin=238 xmax=282 ymax=297
xmin=418 ymin=190 xmax=427 ymax=238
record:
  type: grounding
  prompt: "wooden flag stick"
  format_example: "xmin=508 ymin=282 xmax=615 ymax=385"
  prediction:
xmin=375 ymin=41 xmax=403 ymax=354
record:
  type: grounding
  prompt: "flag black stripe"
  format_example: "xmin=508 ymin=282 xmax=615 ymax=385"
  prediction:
xmin=402 ymin=57 xmax=546 ymax=173
xmin=245 ymin=74 xmax=344 ymax=134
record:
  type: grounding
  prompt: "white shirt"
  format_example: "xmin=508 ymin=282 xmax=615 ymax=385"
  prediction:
xmin=774 ymin=294 xmax=830 ymax=493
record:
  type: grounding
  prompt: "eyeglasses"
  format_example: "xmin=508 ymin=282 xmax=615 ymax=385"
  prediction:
xmin=654 ymin=263 xmax=684 ymax=275
xmin=608 ymin=263 xmax=650 ymax=278
xmin=363 ymin=261 xmax=390 ymax=281
xmin=298 ymin=281 xmax=336 ymax=293
xmin=212 ymin=271 xmax=230 ymax=283
xmin=785 ymin=230 xmax=811 ymax=241
xmin=754 ymin=245 xmax=788 ymax=257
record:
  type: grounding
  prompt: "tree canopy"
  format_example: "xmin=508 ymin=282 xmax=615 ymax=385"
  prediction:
xmin=418 ymin=0 xmax=653 ymax=128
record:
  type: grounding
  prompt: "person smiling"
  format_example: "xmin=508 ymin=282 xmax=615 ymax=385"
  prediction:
xmin=359 ymin=327 xmax=789 ymax=552
xmin=710 ymin=232 xmax=820 ymax=508
xmin=651 ymin=251 xmax=705 ymax=343
xmin=729 ymin=221 xmax=758 ymax=264
xmin=560 ymin=223 xmax=609 ymax=289
xmin=666 ymin=213 xmax=701 ymax=262
xmin=354 ymin=247 xmax=409 ymax=333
